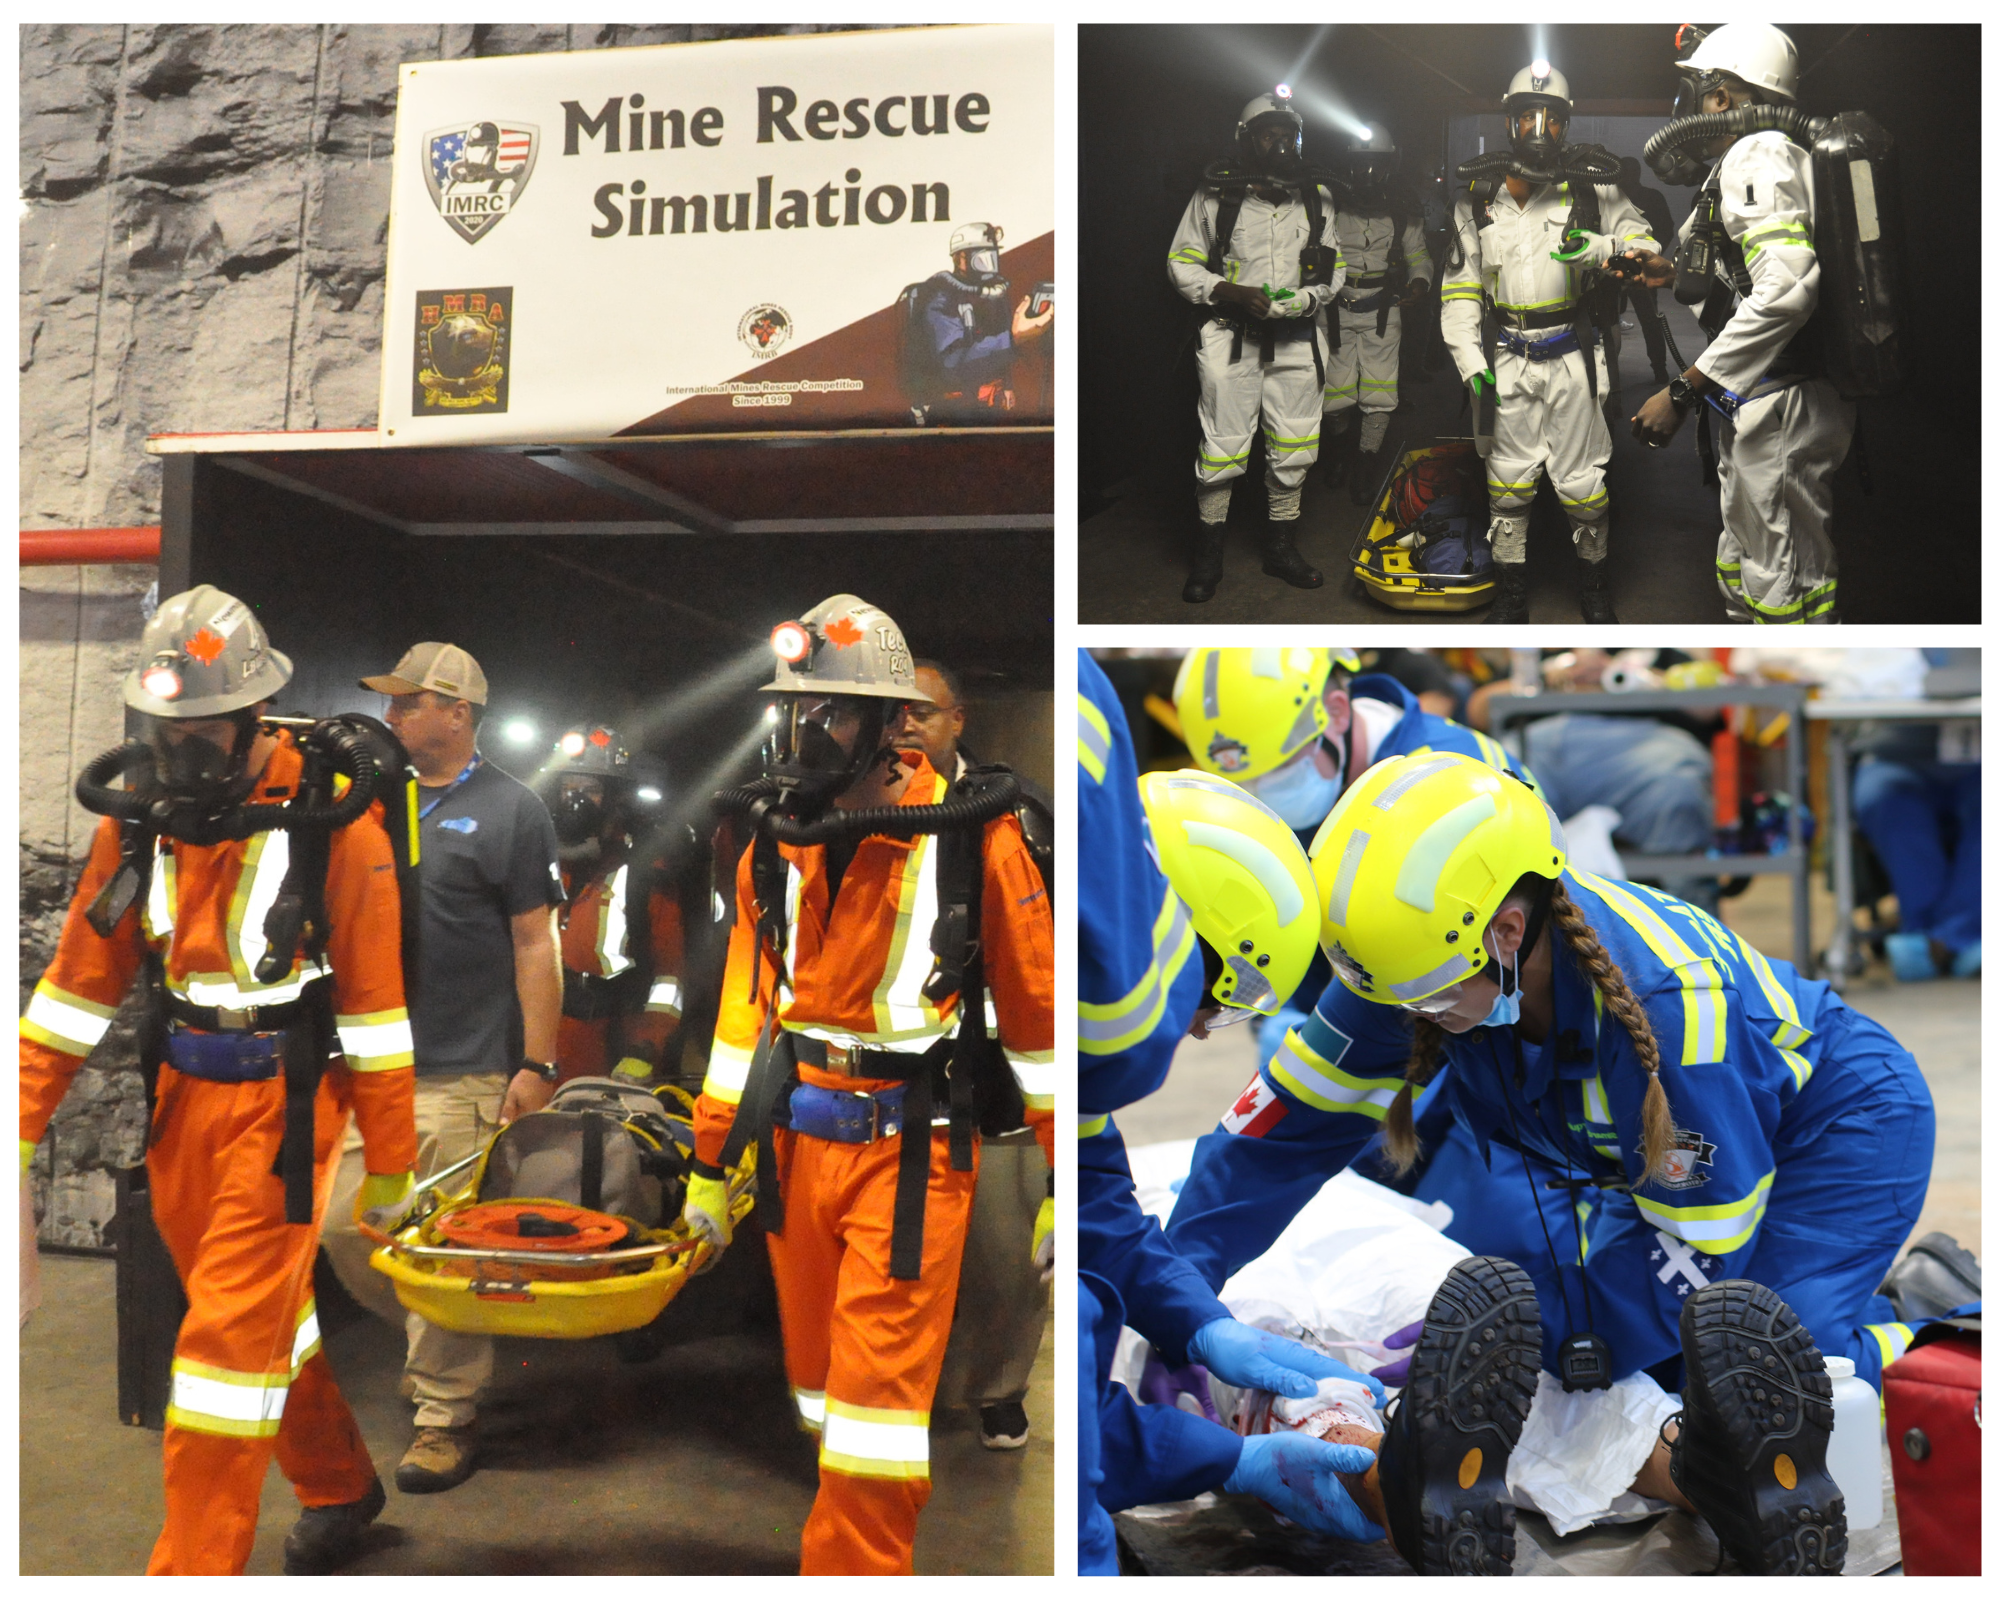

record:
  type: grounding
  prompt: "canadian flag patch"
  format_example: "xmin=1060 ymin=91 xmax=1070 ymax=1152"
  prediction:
xmin=1221 ymin=1073 xmax=1288 ymax=1138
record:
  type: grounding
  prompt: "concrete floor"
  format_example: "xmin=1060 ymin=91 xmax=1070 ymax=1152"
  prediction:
xmin=1118 ymin=874 xmax=1980 ymax=1257
xmin=20 ymin=1255 xmax=1053 ymax=1574
xmin=1079 ymin=295 xmax=1966 ymax=626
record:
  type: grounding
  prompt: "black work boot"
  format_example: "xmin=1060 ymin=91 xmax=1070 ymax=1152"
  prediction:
xmin=1670 ymin=1280 xmax=1846 ymax=1574
xmin=1183 ymin=522 xmax=1226 ymax=604
xmin=1482 ymin=562 xmax=1530 ymax=624
xmin=283 ymin=1475 xmax=386 ymax=1575
xmin=1318 ymin=427 xmax=1351 ymax=488
xmin=1350 ymin=445 xmax=1384 ymax=507
xmin=1579 ymin=558 xmax=1620 ymax=624
xmin=1376 ymin=1256 xmax=1541 ymax=1574
xmin=1260 ymin=520 xmax=1322 ymax=589
xmin=1880 ymin=1232 xmax=1981 ymax=1323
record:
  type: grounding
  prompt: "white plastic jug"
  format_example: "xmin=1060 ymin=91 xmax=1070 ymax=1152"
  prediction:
xmin=1823 ymin=1356 xmax=1883 ymax=1530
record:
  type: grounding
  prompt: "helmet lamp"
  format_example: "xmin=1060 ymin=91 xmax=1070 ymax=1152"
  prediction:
xmin=771 ymin=621 xmax=812 ymax=663
xmin=140 ymin=664 xmax=182 ymax=701
xmin=559 ymin=731 xmax=586 ymax=758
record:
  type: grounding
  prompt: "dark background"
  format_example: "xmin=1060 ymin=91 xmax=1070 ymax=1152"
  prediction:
xmin=1080 ymin=24 xmax=1980 ymax=582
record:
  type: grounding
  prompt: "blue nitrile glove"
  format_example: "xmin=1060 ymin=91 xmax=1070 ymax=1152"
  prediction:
xmin=1186 ymin=1317 xmax=1388 ymax=1408
xmin=1223 ymin=1431 xmax=1386 ymax=1543
xmin=1368 ymin=1319 xmax=1425 ymax=1388
xmin=1137 ymin=1354 xmax=1222 ymax=1424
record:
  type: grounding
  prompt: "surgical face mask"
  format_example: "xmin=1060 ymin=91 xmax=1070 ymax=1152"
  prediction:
xmin=1481 ymin=937 xmax=1523 ymax=1028
xmin=1246 ymin=742 xmax=1344 ymax=830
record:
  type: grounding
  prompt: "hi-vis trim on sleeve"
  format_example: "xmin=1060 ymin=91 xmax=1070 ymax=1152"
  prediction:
xmin=703 ymin=1039 xmax=756 ymax=1105
xmin=793 ymin=1386 xmax=827 ymax=1433
xmin=1731 ymin=940 xmax=1816 ymax=1089
xmin=1080 ymin=1114 xmax=1111 ymax=1139
xmin=1470 ymin=729 xmax=1511 ymax=771
xmin=335 ymin=1010 xmax=415 ymax=1072
xmin=1634 ymin=1169 xmax=1775 ymax=1253
xmin=821 ymin=1399 xmax=930 ymax=1481
xmin=1864 ymin=1320 xmax=1915 ymax=1371
xmin=1079 ymin=885 xmax=1196 ymax=1056
xmin=1269 ymin=1026 xmax=1399 ymax=1119
xmin=1006 ymin=1049 xmax=1056 ymax=1110
xmin=646 ymin=977 xmax=684 ymax=1015
xmin=165 ymin=1358 xmax=289 ymax=1439
xmin=1077 ymin=693 xmax=1113 ymax=784
xmin=20 ymin=983 xmax=117 ymax=1058
xmin=292 ymin=1299 xmax=322 ymax=1373
xmin=1578 ymin=874 xmax=1729 ymax=1065
xmin=1169 ymin=246 xmax=1210 ymax=266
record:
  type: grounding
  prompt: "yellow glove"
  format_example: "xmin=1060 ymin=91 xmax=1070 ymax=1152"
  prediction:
xmin=683 ymin=1170 xmax=734 ymax=1256
xmin=356 ymin=1170 xmax=415 ymax=1225
xmin=612 ymin=1056 xmax=654 ymax=1081
xmin=1032 ymin=1197 xmax=1054 ymax=1286
xmin=21 ymin=1139 xmax=38 ymax=1176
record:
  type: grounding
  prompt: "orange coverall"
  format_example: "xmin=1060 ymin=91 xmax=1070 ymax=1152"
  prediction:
xmin=694 ymin=752 xmax=1054 ymax=1575
xmin=19 ymin=736 xmax=416 ymax=1575
xmin=555 ymin=851 xmax=685 ymax=1081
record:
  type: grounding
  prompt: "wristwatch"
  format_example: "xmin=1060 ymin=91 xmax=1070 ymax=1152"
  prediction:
xmin=1667 ymin=374 xmax=1700 ymax=414
xmin=521 ymin=1057 xmax=560 ymax=1084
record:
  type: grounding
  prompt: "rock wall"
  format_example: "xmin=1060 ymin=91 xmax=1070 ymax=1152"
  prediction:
xmin=18 ymin=23 xmax=881 ymax=1246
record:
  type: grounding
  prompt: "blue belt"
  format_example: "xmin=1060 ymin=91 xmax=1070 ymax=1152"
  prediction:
xmin=1496 ymin=329 xmax=1581 ymax=361
xmin=165 ymin=1027 xmax=286 ymax=1083
xmin=784 ymin=1081 xmax=912 ymax=1144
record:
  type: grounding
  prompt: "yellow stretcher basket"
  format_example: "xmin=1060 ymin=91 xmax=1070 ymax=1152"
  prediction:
xmin=1348 ymin=437 xmax=1496 ymax=613
xmin=363 ymin=1125 xmax=756 ymax=1342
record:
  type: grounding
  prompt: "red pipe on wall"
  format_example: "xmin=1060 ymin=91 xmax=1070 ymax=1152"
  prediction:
xmin=19 ymin=527 xmax=162 ymax=566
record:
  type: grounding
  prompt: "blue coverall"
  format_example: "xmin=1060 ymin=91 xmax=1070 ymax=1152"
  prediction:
xmin=1168 ymin=871 xmax=1938 ymax=1392
xmin=1077 ymin=651 xmax=1241 ymax=1574
xmin=1252 ymin=672 xmax=1533 ymax=1067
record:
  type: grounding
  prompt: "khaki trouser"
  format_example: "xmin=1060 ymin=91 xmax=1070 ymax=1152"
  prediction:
xmin=936 ymin=1130 xmax=1051 ymax=1409
xmin=322 ymin=1072 xmax=508 ymax=1429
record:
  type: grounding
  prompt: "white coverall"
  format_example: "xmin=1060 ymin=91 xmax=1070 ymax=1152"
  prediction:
xmin=1169 ymin=183 xmax=1345 ymax=521
xmin=1685 ymin=130 xmax=1853 ymax=624
xmin=1440 ymin=179 xmax=1657 ymax=563
xmin=1323 ymin=206 xmax=1431 ymax=453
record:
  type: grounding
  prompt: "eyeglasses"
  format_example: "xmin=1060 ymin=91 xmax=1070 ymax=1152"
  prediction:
xmin=1395 ymin=981 xmax=1472 ymax=1018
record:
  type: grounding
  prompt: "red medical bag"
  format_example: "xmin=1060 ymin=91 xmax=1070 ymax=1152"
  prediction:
xmin=1883 ymin=1326 xmax=1980 ymax=1575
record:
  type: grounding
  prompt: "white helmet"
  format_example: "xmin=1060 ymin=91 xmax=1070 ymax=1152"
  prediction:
xmin=1677 ymin=23 xmax=1800 ymax=104
xmin=1348 ymin=126 xmax=1395 ymax=155
xmin=1238 ymin=89 xmax=1304 ymax=142
xmin=1504 ymin=61 xmax=1572 ymax=114
xmin=948 ymin=221 xmax=1002 ymax=256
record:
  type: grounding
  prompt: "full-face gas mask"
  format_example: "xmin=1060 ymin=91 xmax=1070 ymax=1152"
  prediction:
xmin=1236 ymin=88 xmax=1307 ymax=183
xmin=553 ymin=774 xmax=609 ymax=845
xmin=762 ymin=692 xmax=899 ymax=814
xmin=144 ymin=709 xmax=263 ymax=806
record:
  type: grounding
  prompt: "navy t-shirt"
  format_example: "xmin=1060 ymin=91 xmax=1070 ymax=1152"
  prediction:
xmin=412 ymin=758 xmax=564 ymax=1076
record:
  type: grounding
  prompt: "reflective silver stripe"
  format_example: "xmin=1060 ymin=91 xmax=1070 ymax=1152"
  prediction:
xmin=1159 ymin=772 xmax=1292 ymax=836
xmin=335 ymin=1015 xmax=415 ymax=1070
xmin=230 ymin=830 xmax=291 ymax=982
xmin=172 ymin=961 xmax=332 ymax=1010
xmin=1203 ymin=650 xmax=1221 ymax=719
xmin=292 ymin=1300 xmax=322 ymax=1371
xmin=23 ymin=987 xmax=115 ymax=1052
xmin=646 ymin=977 xmax=683 ymax=1014
xmin=1180 ymin=820 xmax=1305 ymax=924
xmin=598 ymin=864 xmax=634 ymax=978
xmin=1395 ymin=793 xmax=1498 ymax=913
xmin=1371 ymin=753 xmax=1461 ymax=810
xmin=1324 ymin=831 xmax=1369 ymax=928
xmin=144 ymin=841 xmax=176 ymax=937
xmin=1077 ymin=888 xmax=1195 ymax=1049
xmin=1249 ymin=647 xmax=1282 ymax=680
xmin=1282 ymin=695 xmax=1320 ymax=756
xmin=1389 ymin=953 xmax=1475 ymax=1002
xmin=1077 ymin=694 xmax=1112 ymax=782
xmin=794 ymin=1387 xmax=827 ymax=1428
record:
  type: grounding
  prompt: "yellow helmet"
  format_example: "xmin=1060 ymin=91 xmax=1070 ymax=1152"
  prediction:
xmin=1308 ymin=751 xmax=1566 ymax=1005
xmin=1138 ymin=769 xmax=1320 ymax=1016
xmin=1172 ymin=647 xmax=1363 ymax=781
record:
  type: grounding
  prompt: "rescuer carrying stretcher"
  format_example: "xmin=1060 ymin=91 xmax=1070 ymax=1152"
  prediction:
xmin=19 ymin=586 xmax=418 ymax=1575
xmin=689 ymin=593 xmax=1054 ymax=1575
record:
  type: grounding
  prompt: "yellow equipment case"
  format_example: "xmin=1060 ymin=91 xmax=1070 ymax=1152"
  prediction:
xmin=1348 ymin=436 xmax=1496 ymax=613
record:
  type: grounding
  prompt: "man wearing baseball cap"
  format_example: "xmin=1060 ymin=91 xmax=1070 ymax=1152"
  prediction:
xmin=321 ymin=641 xmax=565 ymax=1496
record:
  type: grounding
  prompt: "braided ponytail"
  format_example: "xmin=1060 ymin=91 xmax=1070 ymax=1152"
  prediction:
xmin=1547 ymin=881 xmax=1676 ymax=1186
xmin=1383 ymin=1016 xmax=1446 ymax=1176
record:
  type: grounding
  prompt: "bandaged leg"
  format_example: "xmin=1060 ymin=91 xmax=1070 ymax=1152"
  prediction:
xmin=1229 ymin=1376 xmax=1393 ymax=1547
xmin=1357 ymin=411 xmax=1392 ymax=454
xmin=1488 ymin=510 xmax=1531 ymax=565
xmin=1266 ymin=478 xmax=1303 ymax=522
xmin=1196 ymin=482 xmax=1234 ymax=525
xmin=1568 ymin=507 xmax=1610 ymax=564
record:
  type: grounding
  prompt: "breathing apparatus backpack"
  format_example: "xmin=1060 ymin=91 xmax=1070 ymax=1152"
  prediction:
xmin=73 ymin=713 xmax=420 ymax=1224
xmin=709 ymin=761 xmax=1027 ymax=1279
xmin=897 ymin=271 xmax=1012 ymax=424
xmin=1644 ymin=104 xmax=1908 ymax=400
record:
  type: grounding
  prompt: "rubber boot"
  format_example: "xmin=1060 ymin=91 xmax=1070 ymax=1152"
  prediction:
xmin=1579 ymin=557 xmax=1619 ymax=624
xmin=1880 ymin=1232 xmax=1982 ymax=1322
xmin=1375 ymin=1256 xmax=1541 ymax=1574
xmin=1260 ymin=519 xmax=1322 ymax=589
xmin=1669 ymin=1280 xmax=1847 ymax=1574
xmin=1183 ymin=522 xmax=1226 ymax=604
xmin=1350 ymin=446 xmax=1383 ymax=507
xmin=1482 ymin=562 xmax=1530 ymax=624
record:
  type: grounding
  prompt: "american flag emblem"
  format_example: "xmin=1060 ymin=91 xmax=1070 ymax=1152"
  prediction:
xmin=1220 ymin=1072 xmax=1288 ymax=1138
xmin=422 ymin=121 xmax=539 ymax=244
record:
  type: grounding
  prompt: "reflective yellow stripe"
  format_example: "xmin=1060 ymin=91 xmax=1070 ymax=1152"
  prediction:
xmin=702 ymin=1039 xmax=756 ymax=1105
xmin=820 ymin=1399 xmax=929 ymax=1480
xmin=1268 ymin=1029 xmax=1399 ymax=1119
xmin=596 ymin=864 xmax=635 ymax=978
xmin=871 ymin=806 xmax=950 ymax=1040
xmin=1634 ymin=1170 xmax=1774 ymax=1252
xmin=21 ymin=984 xmax=116 ymax=1056
xmin=646 ymin=977 xmax=683 ymax=1015
xmin=1006 ymin=1049 xmax=1057 ymax=1111
xmin=793 ymin=1387 xmax=827 ymax=1432
xmin=166 ymin=1358 xmax=289 ymax=1439
xmin=1079 ymin=885 xmax=1196 ymax=1056
xmin=1864 ymin=1321 xmax=1914 ymax=1371
xmin=144 ymin=842 xmax=176 ymax=938
xmin=292 ymin=1299 xmax=322 ymax=1373
xmin=1079 ymin=1114 xmax=1110 ymax=1139
xmin=336 ymin=1011 xmax=415 ymax=1072
xmin=1578 ymin=874 xmax=1728 ymax=1064
xmin=1077 ymin=692 xmax=1112 ymax=785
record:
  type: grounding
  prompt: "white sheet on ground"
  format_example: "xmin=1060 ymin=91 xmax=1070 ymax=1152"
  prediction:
xmin=1122 ymin=1137 xmax=1682 ymax=1535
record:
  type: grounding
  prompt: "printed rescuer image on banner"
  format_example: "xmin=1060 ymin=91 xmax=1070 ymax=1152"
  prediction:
xmin=379 ymin=24 xmax=1054 ymax=445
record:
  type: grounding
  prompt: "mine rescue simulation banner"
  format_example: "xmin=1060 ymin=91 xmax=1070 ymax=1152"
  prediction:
xmin=378 ymin=25 xmax=1053 ymax=445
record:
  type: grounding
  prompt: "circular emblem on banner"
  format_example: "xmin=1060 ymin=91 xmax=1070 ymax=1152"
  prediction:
xmin=738 ymin=304 xmax=793 ymax=359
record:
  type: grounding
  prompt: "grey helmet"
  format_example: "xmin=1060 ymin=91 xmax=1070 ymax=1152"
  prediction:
xmin=547 ymin=724 xmax=633 ymax=779
xmin=1504 ymin=61 xmax=1573 ymax=172
xmin=544 ymin=724 xmax=635 ymax=845
xmin=763 ymin=594 xmax=933 ymax=809
xmin=127 ymin=585 xmax=292 ymax=717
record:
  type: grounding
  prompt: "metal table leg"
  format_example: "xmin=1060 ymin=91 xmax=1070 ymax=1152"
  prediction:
xmin=1825 ymin=726 xmax=1856 ymax=986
